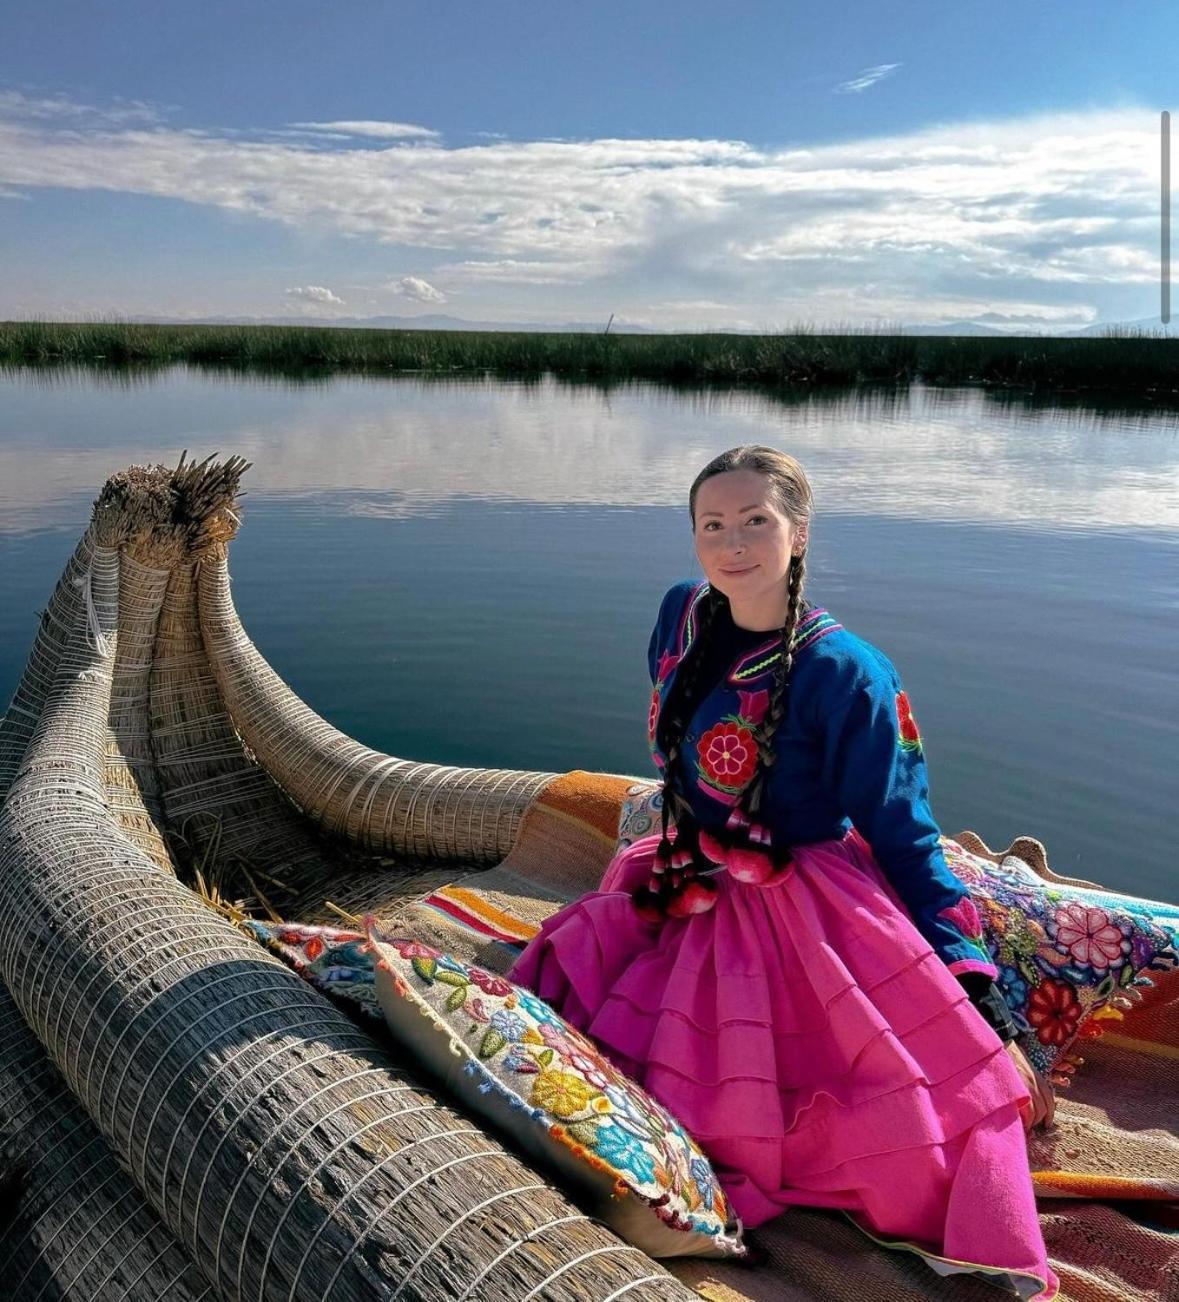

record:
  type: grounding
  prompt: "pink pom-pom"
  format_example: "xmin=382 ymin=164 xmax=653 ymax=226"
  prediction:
xmin=667 ymin=879 xmax=718 ymax=917
xmin=697 ymin=829 xmax=727 ymax=863
xmin=725 ymin=847 xmax=776 ymax=885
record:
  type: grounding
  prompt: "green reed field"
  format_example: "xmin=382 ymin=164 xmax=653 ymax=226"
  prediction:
xmin=1 ymin=319 xmax=1177 ymax=393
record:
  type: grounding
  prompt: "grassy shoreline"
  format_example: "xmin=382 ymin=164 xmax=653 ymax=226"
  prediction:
xmin=2 ymin=319 xmax=1178 ymax=394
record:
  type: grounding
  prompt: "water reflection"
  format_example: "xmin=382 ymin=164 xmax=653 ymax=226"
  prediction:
xmin=1 ymin=367 xmax=1177 ymax=536
xmin=1 ymin=365 xmax=1176 ymax=898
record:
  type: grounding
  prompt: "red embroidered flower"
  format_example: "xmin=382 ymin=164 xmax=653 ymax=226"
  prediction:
xmin=697 ymin=721 xmax=758 ymax=788
xmin=1026 ymin=979 xmax=1083 ymax=1047
xmin=648 ymin=686 xmax=661 ymax=741
xmin=896 ymin=691 xmax=922 ymax=753
xmin=302 ymin=935 xmax=325 ymax=961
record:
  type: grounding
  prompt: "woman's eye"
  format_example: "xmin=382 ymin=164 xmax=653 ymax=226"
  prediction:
xmin=703 ymin=516 xmax=765 ymax=531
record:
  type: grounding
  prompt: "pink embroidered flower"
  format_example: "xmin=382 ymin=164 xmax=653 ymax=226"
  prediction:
xmin=468 ymin=967 xmax=514 ymax=997
xmin=736 ymin=688 xmax=769 ymax=727
xmin=1053 ymin=903 xmax=1127 ymax=970
xmin=648 ymin=686 xmax=661 ymax=741
xmin=392 ymin=939 xmax=442 ymax=961
xmin=938 ymin=896 xmax=984 ymax=943
xmin=656 ymin=651 xmax=680 ymax=684
xmin=697 ymin=721 xmax=758 ymax=788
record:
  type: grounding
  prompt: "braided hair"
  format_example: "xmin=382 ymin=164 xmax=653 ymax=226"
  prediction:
xmin=633 ymin=446 xmax=812 ymax=922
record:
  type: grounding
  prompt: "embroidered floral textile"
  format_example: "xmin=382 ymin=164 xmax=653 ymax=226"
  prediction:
xmin=366 ymin=925 xmax=746 ymax=1256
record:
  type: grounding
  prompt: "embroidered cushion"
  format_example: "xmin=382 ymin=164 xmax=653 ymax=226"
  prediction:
xmin=364 ymin=920 xmax=746 ymax=1260
xmin=941 ymin=839 xmax=1179 ymax=1085
xmin=617 ymin=780 xmax=665 ymax=853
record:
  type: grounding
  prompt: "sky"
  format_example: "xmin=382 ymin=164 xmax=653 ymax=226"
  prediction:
xmin=1 ymin=1 xmax=1176 ymax=332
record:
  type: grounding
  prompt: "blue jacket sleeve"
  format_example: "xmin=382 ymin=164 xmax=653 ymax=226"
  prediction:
xmin=648 ymin=579 xmax=700 ymax=686
xmin=816 ymin=648 xmax=999 ymax=978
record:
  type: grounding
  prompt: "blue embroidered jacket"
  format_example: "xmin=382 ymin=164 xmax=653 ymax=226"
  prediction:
xmin=646 ymin=578 xmax=998 ymax=980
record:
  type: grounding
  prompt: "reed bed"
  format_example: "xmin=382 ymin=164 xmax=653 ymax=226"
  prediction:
xmin=2 ymin=319 xmax=1177 ymax=393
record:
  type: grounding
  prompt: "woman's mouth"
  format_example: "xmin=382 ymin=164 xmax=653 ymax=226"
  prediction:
xmin=721 ymin=565 xmax=757 ymax=575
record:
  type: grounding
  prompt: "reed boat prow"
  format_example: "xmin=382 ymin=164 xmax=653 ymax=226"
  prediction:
xmin=0 ymin=456 xmax=694 ymax=1300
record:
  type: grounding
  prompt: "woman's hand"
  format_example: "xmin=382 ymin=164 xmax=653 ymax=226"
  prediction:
xmin=1004 ymin=1040 xmax=1055 ymax=1131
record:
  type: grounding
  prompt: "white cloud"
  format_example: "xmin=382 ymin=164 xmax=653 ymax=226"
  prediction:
xmin=386 ymin=275 xmax=446 ymax=303
xmin=285 ymin=285 xmax=345 ymax=305
xmin=0 ymin=88 xmax=1163 ymax=328
xmin=290 ymin=119 xmax=440 ymax=140
xmin=433 ymin=259 xmax=594 ymax=285
xmin=835 ymin=64 xmax=901 ymax=94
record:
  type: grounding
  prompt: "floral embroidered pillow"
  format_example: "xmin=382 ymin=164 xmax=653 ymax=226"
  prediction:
xmin=365 ymin=920 xmax=746 ymax=1260
xmin=941 ymin=839 xmax=1179 ymax=1085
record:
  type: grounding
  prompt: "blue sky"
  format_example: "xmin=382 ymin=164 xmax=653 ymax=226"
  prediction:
xmin=2 ymin=1 xmax=1176 ymax=330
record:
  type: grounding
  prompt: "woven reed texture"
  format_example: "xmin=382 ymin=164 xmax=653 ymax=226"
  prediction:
xmin=196 ymin=549 xmax=554 ymax=864
xmin=0 ymin=458 xmax=696 ymax=1302
xmin=0 ymin=527 xmax=95 ymax=797
xmin=0 ymin=984 xmax=213 ymax=1301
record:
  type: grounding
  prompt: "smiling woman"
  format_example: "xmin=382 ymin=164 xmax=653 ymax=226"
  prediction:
xmin=509 ymin=443 xmax=1060 ymax=1299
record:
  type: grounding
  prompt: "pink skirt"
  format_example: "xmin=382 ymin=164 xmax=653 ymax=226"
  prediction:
xmin=507 ymin=829 xmax=1058 ymax=1301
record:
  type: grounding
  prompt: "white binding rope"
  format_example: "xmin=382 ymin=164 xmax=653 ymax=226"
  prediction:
xmin=71 ymin=568 xmax=111 ymax=657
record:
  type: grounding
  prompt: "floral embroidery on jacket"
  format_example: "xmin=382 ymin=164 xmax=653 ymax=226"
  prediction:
xmin=696 ymin=719 xmax=759 ymax=793
xmin=896 ymin=690 xmax=922 ymax=753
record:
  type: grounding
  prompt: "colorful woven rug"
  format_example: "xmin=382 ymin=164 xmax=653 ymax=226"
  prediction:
xmin=250 ymin=769 xmax=1179 ymax=1302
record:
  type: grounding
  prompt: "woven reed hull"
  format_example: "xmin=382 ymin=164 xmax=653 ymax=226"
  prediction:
xmin=0 ymin=460 xmax=695 ymax=1302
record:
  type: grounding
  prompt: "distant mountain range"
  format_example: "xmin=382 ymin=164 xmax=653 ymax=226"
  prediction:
xmin=112 ymin=312 xmax=1179 ymax=337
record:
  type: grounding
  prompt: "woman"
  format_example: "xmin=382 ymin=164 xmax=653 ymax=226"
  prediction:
xmin=508 ymin=445 xmax=1057 ymax=1299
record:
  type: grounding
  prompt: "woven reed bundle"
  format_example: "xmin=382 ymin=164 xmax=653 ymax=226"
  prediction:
xmin=0 ymin=528 xmax=96 ymax=796
xmin=196 ymin=550 xmax=553 ymax=864
xmin=0 ymin=984 xmax=212 ymax=1301
xmin=0 ymin=458 xmax=695 ymax=1301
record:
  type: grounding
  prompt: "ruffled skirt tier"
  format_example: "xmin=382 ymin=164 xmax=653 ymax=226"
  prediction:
xmin=507 ymin=829 xmax=1057 ymax=1300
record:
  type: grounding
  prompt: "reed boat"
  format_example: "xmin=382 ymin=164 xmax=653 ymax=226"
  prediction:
xmin=1 ymin=457 xmax=1176 ymax=1302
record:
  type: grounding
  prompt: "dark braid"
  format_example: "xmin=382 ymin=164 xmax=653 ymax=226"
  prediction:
xmin=634 ymin=447 xmax=812 ymax=923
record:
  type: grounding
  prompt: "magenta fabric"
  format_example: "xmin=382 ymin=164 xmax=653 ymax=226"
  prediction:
xmin=507 ymin=829 xmax=1058 ymax=1300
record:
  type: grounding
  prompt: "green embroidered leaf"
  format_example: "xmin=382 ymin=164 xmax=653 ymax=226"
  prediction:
xmin=1119 ymin=963 xmax=1136 ymax=987
xmin=1095 ymin=973 xmax=1117 ymax=1000
xmin=479 ymin=1029 xmax=507 ymax=1059
xmin=1017 ymin=958 xmax=1038 ymax=984
xmin=411 ymin=957 xmax=437 ymax=983
xmin=434 ymin=969 xmax=469 ymax=989
xmin=446 ymin=985 xmax=468 ymax=1012
xmin=568 ymin=1120 xmax=600 ymax=1147
xmin=537 ymin=1048 xmax=554 ymax=1067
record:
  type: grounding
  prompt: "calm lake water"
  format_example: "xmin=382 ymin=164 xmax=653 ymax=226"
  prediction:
xmin=1 ymin=366 xmax=1176 ymax=900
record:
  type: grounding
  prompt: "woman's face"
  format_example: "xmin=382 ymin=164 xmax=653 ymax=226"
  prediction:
xmin=692 ymin=469 xmax=807 ymax=616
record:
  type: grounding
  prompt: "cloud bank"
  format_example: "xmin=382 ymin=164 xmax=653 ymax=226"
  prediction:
xmin=0 ymin=89 xmax=1161 ymax=328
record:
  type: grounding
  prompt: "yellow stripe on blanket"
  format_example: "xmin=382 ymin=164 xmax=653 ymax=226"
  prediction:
xmin=1031 ymin=1171 xmax=1179 ymax=1200
xmin=430 ymin=885 xmax=540 ymax=942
